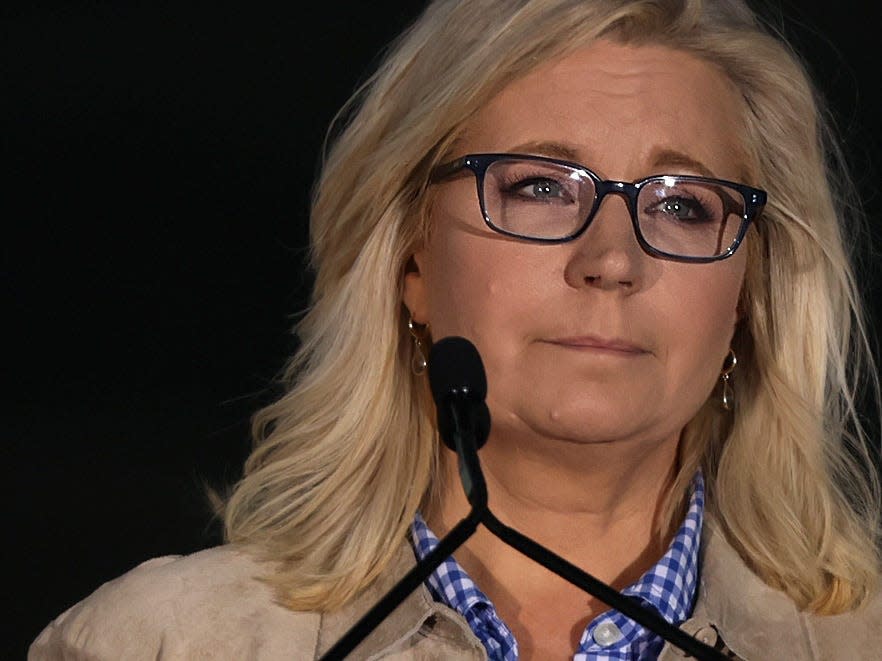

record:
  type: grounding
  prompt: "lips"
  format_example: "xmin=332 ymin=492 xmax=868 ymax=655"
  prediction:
xmin=542 ymin=335 xmax=648 ymax=354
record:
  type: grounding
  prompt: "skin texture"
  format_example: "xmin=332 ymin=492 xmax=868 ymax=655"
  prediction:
xmin=404 ymin=40 xmax=749 ymax=658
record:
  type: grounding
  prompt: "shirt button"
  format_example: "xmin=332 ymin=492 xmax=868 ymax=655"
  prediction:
xmin=592 ymin=621 xmax=624 ymax=646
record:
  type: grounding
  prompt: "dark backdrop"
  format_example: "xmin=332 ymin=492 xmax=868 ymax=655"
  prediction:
xmin=6 ymin=2 xmax=881 ymax=658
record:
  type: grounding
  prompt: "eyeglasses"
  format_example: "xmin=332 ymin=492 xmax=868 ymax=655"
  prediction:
xmin=430 ymin=153 xmax=767 ymax=263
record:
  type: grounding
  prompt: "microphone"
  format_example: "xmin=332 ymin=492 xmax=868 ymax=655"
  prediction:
xmin=428 ymin=335 xmax=488 ymax=405
xmin=318 ymin=337 xmax=490 ymax=660
xmin=427 ymin=336 xmax=491 ymax=505
xmin=320 ymin=336 xmax=726 ymax=661
xmin=427 ymin=336 xmax=491 ymax=452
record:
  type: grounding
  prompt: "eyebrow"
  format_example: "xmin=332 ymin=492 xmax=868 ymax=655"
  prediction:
xmin=507 ymin=140 xmax=581 ymax=162
xmin=507 ymin=141 xmax=719 ymax=179
xmin=649 ymin=148 xmax=717 ymax=178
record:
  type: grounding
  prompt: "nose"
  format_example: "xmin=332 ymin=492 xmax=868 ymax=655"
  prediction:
xmin=563 ymin=191 xmax=646 ymax=291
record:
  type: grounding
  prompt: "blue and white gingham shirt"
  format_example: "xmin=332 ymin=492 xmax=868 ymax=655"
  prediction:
xmin=411 ymin=472 xmax=704 ymax=660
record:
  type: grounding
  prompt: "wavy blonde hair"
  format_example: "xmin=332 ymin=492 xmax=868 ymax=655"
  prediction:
xmin=223 ymin=0 xmax=881 ymax=614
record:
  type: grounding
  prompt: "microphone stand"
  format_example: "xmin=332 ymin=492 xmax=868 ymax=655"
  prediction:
xmin=320 ymin=395 xmax=727 ymax=661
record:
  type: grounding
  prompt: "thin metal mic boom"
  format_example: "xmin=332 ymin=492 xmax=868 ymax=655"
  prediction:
xmin=320 ymin=337 xmax=727 ymax=660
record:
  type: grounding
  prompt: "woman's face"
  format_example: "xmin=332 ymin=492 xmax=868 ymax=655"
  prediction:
xmin=405 ymin=41 xmax=749 ymax=447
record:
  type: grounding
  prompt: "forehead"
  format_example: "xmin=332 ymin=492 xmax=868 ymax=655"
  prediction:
xmin=457 ymin=40 xmax=749 ymax=181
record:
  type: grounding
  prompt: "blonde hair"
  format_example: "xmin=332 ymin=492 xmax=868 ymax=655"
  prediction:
xmin=223 ymin=0 xmax=881 ymax=614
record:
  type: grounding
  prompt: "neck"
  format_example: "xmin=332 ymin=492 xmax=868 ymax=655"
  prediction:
xmin=424 ymin=430 xmax=684 ymax=657
xmin=431 ymin=429 xmax=681 ymax=544
xmin=426 ymin=428 xmax=684 ymax=594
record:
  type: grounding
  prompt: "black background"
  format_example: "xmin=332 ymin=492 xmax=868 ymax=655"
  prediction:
xmin=6 ymin=2 xmax=881 ymax=658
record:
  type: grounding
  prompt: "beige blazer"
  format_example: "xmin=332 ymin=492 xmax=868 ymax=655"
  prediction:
xmin=29 ymin=519 xmax=882 ymax=660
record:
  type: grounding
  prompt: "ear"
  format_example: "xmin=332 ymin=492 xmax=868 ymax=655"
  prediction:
xmin=735 ymin=287 xmax=749 ymax=323
xmin=403 ymin=251 xmax=430 ymax=324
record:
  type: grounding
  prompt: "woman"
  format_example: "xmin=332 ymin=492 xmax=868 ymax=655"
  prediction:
xmin=31 ymin=0 xmax=882 ymax=659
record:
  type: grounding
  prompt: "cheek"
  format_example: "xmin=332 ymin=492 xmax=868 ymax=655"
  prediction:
xmin=684 ymin=272 xmax=740 ymax=331
xmin=422 ymin=236 xmax=493 ymax=340
xmin=699 ymin=263 xmax=743 ymax=338
xmin=662 ymin=261 xmax=744 ymax=394
xmin=422 ymin=230 xmax=540 ymax=341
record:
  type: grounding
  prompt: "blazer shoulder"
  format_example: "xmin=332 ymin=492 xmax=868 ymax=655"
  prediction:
xmin=806 ymin=586 xmax=882 ymax=656
xmin=695 ymin=519 xmax=882 ymax=660
xmin=29 ymin=545 xmax=321 ymax=660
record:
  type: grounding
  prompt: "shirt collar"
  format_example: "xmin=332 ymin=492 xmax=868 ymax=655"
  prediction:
xmin=411 ymin=471 xmax=705 ymax=660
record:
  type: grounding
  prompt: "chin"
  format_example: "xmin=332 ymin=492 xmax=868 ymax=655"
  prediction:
xmin=490 ymin=406 xmax=651 ymax=447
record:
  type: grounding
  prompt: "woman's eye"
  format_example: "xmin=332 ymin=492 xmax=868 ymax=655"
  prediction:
xmin=505 ymin=177 xmax=573 ymax=203
xmin=645 ymin=195 xmax=711 ymax=222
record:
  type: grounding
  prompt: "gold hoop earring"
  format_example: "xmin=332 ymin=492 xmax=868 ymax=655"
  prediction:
xmin=408 ymin=316 xmax=429 ymax=375
xmin=720 ymin=348 xmax=737 ymax=411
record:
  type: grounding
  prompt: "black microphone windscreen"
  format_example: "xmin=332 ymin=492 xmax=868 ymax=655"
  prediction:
xmin=428 ymin=336 xmax=488 ymax=404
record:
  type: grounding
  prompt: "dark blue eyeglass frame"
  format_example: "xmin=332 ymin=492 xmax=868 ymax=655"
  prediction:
xmin=430 ymin=153 xmax=767 ymax=263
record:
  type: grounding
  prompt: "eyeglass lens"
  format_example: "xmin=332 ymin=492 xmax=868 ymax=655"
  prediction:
xmin=482 ymin=159 xmax=744 ymax=258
